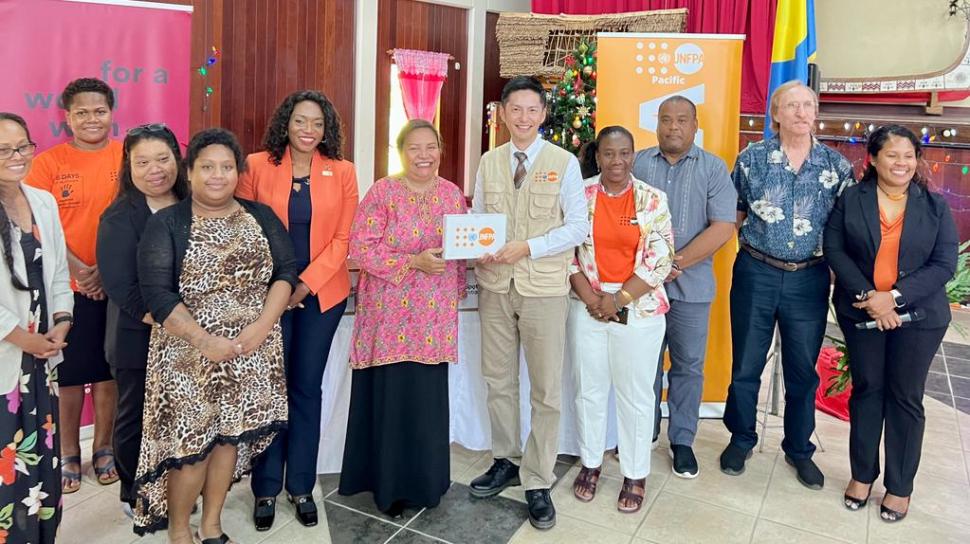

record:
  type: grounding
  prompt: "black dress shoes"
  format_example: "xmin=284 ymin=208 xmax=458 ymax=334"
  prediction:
xmin=253 ymin=497 xmax=276 ymax=531
xmin=469 ymin=458 xmax=521 ymax=498
xmin=719 ymin=443 xmax=753 ymax=476
xmin=525 ymin=489 xmax=556 ymax=530
xmin=381 ymin=500 xmax=406 ymax=520
xmin=288 ymin=494 xmax=319 ymax=527
xmin=784 ymin=456 xmax=824 ymax=490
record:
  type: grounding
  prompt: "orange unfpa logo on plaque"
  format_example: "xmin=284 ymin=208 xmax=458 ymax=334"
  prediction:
xmin=478 ymin=227 xmax=496 ymax=246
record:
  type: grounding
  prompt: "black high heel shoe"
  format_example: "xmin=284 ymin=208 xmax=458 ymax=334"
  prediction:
xmin=288 ymin=494 xmax=318 ymax=527
xmin=842 ymin=482 xmax=872 ymax=511
xmin=253 ymin=497 xmax=276 ymax=531
xmin=880 ymin=496 xmax=910 ymax=523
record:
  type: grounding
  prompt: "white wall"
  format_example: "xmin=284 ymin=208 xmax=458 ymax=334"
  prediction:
xmin=815 ymin=0 xmax=965 ymax=79
xmin=353 ymin=0 xmax=532 ymax=196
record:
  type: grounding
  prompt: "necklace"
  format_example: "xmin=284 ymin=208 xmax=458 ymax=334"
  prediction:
xmin=600 ymin=178 xmax=631 ymax=197
xmin=877 ymin=183 xmax=907 ymax=201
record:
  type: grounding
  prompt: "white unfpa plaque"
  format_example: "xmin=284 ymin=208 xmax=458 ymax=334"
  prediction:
xmin=442 ymin=213 xmax=506 ymax=260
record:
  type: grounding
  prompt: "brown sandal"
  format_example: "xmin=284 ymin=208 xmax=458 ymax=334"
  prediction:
xmin=572 ymin=466 xmax=601 ymax=502
xmin=617 ymin=477 xmax=646 ymax=513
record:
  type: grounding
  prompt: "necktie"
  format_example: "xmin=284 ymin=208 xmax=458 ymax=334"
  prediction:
xmin=513 ymin=151 xmax=528 ymax=189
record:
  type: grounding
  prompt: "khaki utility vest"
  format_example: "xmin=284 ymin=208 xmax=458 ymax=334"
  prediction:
xmin=475 ymin=142 xmax=574 ymax=297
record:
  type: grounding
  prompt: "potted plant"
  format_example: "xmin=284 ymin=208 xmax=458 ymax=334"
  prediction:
xmin=946 ymin=240 xmax=970 ymax=308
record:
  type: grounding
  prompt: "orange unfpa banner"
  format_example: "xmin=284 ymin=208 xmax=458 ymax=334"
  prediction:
xmin=597 ymin=33 xmax=744 ymax=411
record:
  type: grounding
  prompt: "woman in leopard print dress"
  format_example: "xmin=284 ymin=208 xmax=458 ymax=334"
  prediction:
xmin=133 ymin=129 xmax=297 ymax=544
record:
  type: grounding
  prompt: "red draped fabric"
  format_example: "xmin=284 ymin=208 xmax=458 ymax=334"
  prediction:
xmin=393 ymin=49 xmax=451 ymax=122
xmin=531 ymin=0 xmax=776 ymax=113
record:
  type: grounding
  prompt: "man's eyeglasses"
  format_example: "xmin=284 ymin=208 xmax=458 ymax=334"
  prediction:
xmin=127 ymin=123 xmax=169 ymax=137
xmin=0 ymin=143 xmax=37 ymax=160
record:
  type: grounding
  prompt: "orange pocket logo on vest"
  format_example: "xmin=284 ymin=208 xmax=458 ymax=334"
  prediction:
xmin=532 ymin=171 xmax=559 ymax=183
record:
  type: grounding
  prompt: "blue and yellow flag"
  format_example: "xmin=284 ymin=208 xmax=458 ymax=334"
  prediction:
xmin=764 ymin=0 xmax=817 ymax=137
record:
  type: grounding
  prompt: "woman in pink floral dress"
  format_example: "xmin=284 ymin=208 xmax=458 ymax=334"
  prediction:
xmin=339 ymin=120 xmax=466 ymax=518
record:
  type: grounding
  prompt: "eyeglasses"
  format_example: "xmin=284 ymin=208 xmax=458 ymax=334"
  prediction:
xmin=782 ymin=101 xmax=816 ymax=113
xmin=0 ymin=143 xmax=37 ymax=160
xmin=127 ymin=123 xmax=169 ymax=136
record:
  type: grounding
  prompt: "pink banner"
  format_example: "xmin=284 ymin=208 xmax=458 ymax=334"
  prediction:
xmin=0 ymin=0 xmax=193 ymax=152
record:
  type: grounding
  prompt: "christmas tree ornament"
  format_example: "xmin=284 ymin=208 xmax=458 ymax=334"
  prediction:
xmin=547 ymin=39 xmax=597 ymax=155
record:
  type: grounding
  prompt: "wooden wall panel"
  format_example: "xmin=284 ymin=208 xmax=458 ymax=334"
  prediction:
xmin=481 ymin=11 xmax=507 ymax=155
xmin=376 ymin=0 xmax=469 ymax=187
xmin=145 ymin=0 xmax=355 ymax=156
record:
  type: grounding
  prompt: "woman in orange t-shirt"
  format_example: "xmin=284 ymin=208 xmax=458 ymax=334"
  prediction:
xmin=26 ymin=78 xmax=121 ymax=495
xmin=824 ymin=125 xmax=958 ymax=523
xmin=567 ymin=127 xmax=674 ymax=514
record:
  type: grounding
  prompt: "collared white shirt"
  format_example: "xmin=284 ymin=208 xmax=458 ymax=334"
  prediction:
xmin=472 ymin=136 xmax=589 ymax=258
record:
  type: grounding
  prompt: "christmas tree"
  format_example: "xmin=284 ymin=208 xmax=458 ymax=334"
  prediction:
xmin=544 ymin=40 xmax=597 ymax=155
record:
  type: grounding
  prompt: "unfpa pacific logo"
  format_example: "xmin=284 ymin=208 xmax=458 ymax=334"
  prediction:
xmin=674 ymin=43 xmax=704 ymax=75
xmin=478 ymin=227 xmax=496 ymax=246
xmin=455 ymin=226 xmax=497 ymax=249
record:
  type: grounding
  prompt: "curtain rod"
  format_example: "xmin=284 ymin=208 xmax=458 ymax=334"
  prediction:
xmin=386 ymin=49 xmax=455 ymax=60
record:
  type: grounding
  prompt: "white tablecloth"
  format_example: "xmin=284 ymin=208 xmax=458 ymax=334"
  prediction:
xmin=315 ymin=271 xmax=724 ymax=474
xmin=314 ymin=310 xmax=621 ymax=473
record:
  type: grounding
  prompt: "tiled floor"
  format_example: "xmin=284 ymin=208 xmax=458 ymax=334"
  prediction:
xmin=59 ymin=313 xmax=970 ymax=544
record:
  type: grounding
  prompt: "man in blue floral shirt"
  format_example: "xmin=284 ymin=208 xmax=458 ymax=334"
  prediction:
xmin=720 ymin=82 xmax=854 ymax=490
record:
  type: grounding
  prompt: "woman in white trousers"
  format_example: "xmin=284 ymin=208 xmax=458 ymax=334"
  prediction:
xmin=568 ymin=126 xmax=674 ymax=514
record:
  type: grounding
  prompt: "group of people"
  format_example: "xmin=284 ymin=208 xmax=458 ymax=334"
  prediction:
xmin=0 ymin=71 xmax=956 ymax=543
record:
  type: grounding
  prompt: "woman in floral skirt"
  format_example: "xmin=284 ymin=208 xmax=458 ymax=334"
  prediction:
xmin=0 ymin=112 xmax=74 ymax=543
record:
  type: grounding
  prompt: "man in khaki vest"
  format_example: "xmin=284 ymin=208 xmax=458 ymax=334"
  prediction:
xmin=469 ymin=76 xmax=589 ymax=530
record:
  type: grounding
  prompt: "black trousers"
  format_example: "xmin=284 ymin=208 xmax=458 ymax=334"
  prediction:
xmin=111 ymin=367 xmax=146 ymax=506
xmin=838 ymin=319 xmax=947 ymax=496
xmin=251 ymin=296 xmax=346 ymax=497
xmin=723 ymin=252 xmax=829 ymax=458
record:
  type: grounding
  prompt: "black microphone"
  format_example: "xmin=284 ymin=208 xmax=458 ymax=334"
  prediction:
xmin=855 ymin=308 xmax=926 ymax=330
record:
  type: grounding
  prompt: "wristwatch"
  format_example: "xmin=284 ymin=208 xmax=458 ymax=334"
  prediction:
xmin=890 ymin=289 xmax=906 ymax=308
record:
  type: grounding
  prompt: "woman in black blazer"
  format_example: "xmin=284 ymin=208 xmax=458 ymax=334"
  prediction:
xmin=95 ymin=124 xmax=188 ymax=515
xmin=824 ymin=125 xmax=957 ymax=523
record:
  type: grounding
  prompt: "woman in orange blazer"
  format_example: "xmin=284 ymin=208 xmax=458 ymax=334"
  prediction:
xmin=237 ymin=90 xmax=358 ymax=531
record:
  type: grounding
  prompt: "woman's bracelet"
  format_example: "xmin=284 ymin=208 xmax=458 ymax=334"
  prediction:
xmin=611 ymin=292 xmax=623 ymax=311
xmin=619 ymin=289 xmax=634 ymax=304
xmin=53 ymin=314 xmax=73 ymax=327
